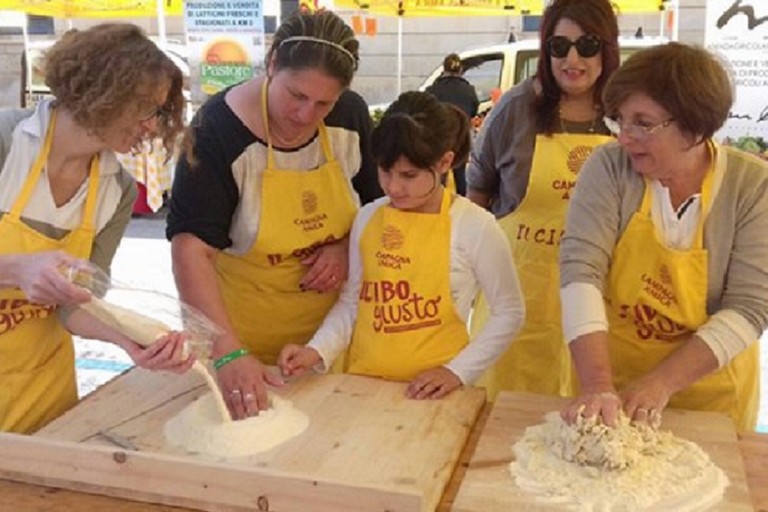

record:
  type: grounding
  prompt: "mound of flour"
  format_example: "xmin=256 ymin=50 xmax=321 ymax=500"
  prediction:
xmin=165 ymin=392 xmax=309 ymax=458
xmin=510 ymin=412 xmax=728 ymax=511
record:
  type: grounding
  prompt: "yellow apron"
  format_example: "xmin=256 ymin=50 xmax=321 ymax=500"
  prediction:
xmin=606 ymin=158 xmax=759 ymax=431
xmin=347 ymin=189 xmax=469 ymax=380
xmin=471 ymin=133 xmax=612 ymax=397
xmin=0 ymin=110 xmax=100 ymax=433
xmin=215 ymin=82 xmax=357 ymax=364
xmin=446 ymin=168 xmax=457 ymax=194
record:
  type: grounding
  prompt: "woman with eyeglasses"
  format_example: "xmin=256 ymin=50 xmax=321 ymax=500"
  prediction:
xmin=0 ymin=24 xmax=190 ymax=434
xmin=167 ymin=10 xmax=380 ymax=420
xmin=560 ymin=43 xmax=768 ymax=432
xmin=466 ymin=0 xmax=618 ymax=397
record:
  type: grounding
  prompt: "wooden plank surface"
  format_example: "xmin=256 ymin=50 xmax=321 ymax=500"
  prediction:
xmin=1 ymin=368 xmax=486 ymax=512
xmin=452 ymin=392 xmax=754 ymax=511
xmin=740 ymin=431 xmax=768 ymax=512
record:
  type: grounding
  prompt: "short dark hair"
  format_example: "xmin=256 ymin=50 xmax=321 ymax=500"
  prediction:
xmin=603 ymin=42 xmax=733 ymax=142
xmin=534 ymin=0 xmax=620 ymax=134
xmin=443 ymin=53 xmax=462 ymax=74
xmin=372 ymin=91 xmax=470 ymax=171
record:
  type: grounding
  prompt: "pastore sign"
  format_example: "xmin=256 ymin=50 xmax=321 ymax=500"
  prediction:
xmin=183 ymin=1 xmax=265 ymax=103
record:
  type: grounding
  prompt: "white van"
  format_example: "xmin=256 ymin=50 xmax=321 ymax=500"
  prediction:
xmin=372 ymin=36 xmax=667 ymax=117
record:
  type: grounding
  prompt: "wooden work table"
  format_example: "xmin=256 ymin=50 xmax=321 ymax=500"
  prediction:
xmin=2 ymin=388 xmax=768 ymax=512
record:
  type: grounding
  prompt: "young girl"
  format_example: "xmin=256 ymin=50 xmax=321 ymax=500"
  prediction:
xmin=279 ymin=91 xmax=524 ymax=399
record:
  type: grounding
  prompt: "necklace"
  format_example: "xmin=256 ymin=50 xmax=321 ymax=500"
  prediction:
xmin=269 ymin=125 xmax=308 ymax=147
xmin=558 ymin=105 xmax=600 ymax=134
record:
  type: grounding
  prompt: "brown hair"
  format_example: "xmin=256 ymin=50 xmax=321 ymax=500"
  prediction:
xmin=603 ymin=42 xmax=733 ymax=143
xmin=371 ymin=91 xmax=470 ymax=171
xmin=534 ymin=0 xmax=620 ymax=134
xmin=44 ymin=23 xmax=184 ymax=155
xmin=269 ymin=10 xmax=359 ymax=87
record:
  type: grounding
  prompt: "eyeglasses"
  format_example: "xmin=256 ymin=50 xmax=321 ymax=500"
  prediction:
xmin=138 ymin=105 xmax=171 ymax=123
xmin=603 ymin=116 xmax=675 ymax=140
xmin=546 ymin=35 xmax=602 ymax=59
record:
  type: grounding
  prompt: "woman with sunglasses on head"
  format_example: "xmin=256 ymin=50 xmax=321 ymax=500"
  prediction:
xmin=278 ymin=91 xmax=524 ymax=399
xmin=561 ymin=43 xmax=768 ymax=432
xmin=167 ymin=10 xmax=380 ymax=420
xmin=466 ymin=0 xmax=618 ymax=397
xmin=0 ymin=24 xmax=190 ymax=434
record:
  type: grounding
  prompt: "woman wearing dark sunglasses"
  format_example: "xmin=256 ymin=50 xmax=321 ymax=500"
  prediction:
xmin=466 ymin=0 xmax=619 ymax=398
xmin=0 ymin=24 xmax=191 ymax=434
xmin=561 ymin=43 xmax=768 ymax=432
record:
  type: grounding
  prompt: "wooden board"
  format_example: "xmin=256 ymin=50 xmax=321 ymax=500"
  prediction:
xmin=0 ymin=368 xmax=485 ymax=512
xmin=452 ymin=391 xmax=754 ymax=511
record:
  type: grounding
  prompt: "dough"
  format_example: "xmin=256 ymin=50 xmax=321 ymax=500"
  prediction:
xmin=164 ymin=392 xmax=309 ymax=458
xmin=510 ymin=412 xmax=729 ymax=511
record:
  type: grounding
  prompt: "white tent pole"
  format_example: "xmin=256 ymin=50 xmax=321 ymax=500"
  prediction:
xmin=397 ymin=15 xmax=402 ymax=95
xmin=22 ymin=18 xmax=30 ymax=107
xmin=670 ymin=0 xmax=679 ymax=41
xmin=658 ymin=4 xmax=664 ymax=39
xmin=156 ymin=0 xmax=167 ymax=46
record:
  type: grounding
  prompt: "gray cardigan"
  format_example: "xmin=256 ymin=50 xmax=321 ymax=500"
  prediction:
xmin=561 ymin=140 xmax=768 ymax=336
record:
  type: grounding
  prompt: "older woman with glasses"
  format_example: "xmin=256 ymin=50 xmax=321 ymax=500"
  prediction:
xmin=0 ymin=23 xmax=190 ymax=434
xmin=560 ymin=42 xmax=768 ymax=432
xmin=466 ymin=0 xmax=619 ymax=398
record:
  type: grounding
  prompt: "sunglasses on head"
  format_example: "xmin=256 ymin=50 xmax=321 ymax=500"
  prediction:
xmin=546 ymin=34 xmax=602 ymax=59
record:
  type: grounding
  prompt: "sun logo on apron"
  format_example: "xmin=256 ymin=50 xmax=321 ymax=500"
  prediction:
xmin=381 ymin=225 xmax=404 ymax=251
xmin=567 ymin=145 xmax=594 ymax=174
xmin=301 ymin=190 xmax=318 ymax=215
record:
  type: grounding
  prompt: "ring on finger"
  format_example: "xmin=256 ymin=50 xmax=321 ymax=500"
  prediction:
xmin=636 ymin=407 xmax=649 ymax=414
xmin=244 ymin=392 xmax=256 ymax=402
xmin=230 ymin=389 xmax=242 ymax=396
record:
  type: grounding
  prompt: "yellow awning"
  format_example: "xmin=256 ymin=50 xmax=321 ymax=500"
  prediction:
xmin=4 ymin=1 xmax=183 ymax=18
xmin=332 ymin=0 xmax=663 ymax=17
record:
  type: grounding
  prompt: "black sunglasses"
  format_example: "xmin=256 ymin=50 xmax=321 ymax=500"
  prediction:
xmin=546 ymin=35 xmax=602 ymax=59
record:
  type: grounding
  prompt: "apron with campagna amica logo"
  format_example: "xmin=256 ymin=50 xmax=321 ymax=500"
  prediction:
xmin=471 ymin=132 xmax=613 ymax=398
xmin=606 ymin=152 xmax=758 ymax=431
xmin=347 ymin=189 xmax=469 ymax=380
xmin=215 ymin=82 xmax=357 ymax=364
xmin=0 ymin=110 xmax=100 ymax=433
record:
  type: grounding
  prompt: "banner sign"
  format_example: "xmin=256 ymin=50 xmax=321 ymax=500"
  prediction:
xmin=183 ymin=0 xmax=265 ymax=103
xmin=333 ymin=0 xmax=662 ymax=17
xmin=4 ymin=1 xmax=184 ymax=18
xmin=705 ymin=0 xmax=768 ymax=149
